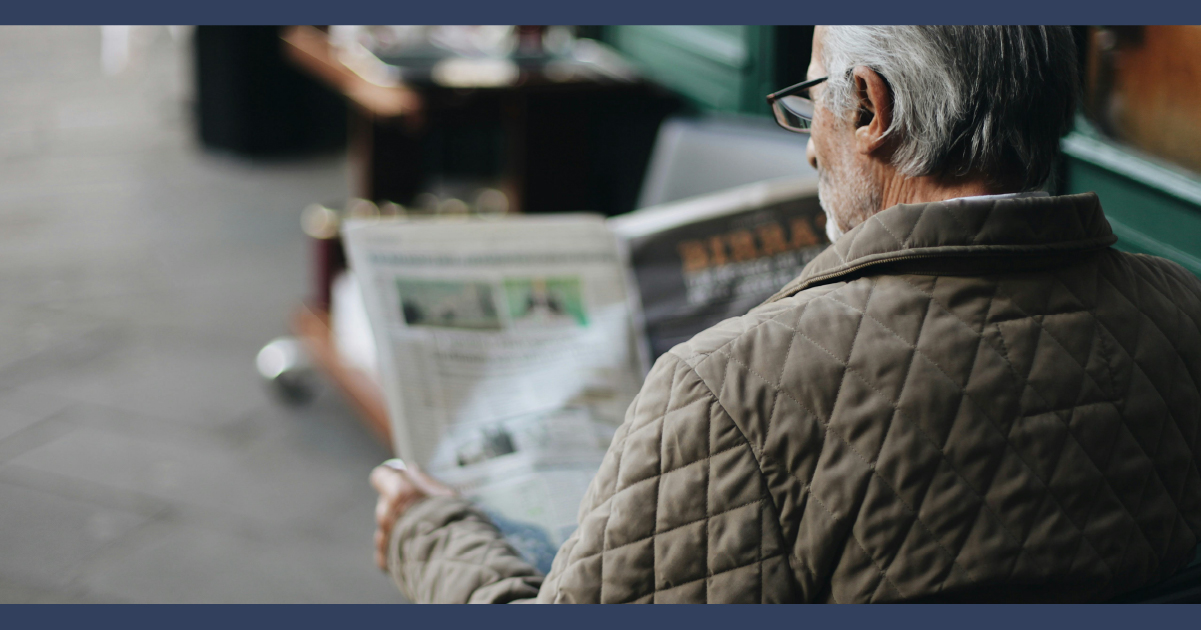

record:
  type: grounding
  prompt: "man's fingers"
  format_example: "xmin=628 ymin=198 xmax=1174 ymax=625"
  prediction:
xmin=375 ymin=529 xmax=387 ymax=556
xmin=372 ymin=463 xmax=413 ymax=573
xmin=375 ymin=495 xmax=394 ymax=528
xmin=369 ymin=465 xmax=402 ymax=495
xmin=374 ymin=505 xmax=394 ymax=572
xmin=370 ymin=460 xmax=456 ymax=574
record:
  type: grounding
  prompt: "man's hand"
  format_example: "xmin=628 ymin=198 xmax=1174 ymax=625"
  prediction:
xmin=370 ymin=461 xmax=456 ymax=571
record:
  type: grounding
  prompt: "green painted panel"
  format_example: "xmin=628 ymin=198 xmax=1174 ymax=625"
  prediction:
xmin=1066 ymin=159 xmax=1201 ymax=277
xmin=1062 ymin=128 xmax=1201 ymax=278
xmin=605 ymin=25 xmax=775 ymax=115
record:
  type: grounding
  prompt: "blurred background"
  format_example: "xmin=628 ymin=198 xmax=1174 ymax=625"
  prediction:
xmin=0 ymin=24 xmax=1198 ymax=603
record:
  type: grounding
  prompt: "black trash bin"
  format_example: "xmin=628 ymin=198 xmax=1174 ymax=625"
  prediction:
xmin=194 ymin=25 xmax=346 ymax=157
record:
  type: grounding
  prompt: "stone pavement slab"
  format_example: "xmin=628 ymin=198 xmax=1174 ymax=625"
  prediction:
xmin=0 ymin=26 xmax=402 ymax=602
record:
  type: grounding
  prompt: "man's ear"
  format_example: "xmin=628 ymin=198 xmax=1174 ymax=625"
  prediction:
xmin=850 ymin=65 xmax=893 ymax=156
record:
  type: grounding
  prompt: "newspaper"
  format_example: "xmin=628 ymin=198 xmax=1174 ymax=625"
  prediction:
xmin=610 ymin=176 xmax=826 ymax=359
xmin=341 ymin=179 xmax=825 ymax=562
xmin=342 ymin=214 xmax=645 ymax=553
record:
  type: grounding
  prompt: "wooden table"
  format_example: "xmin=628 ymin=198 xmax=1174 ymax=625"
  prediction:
xmin=281 ymin=25 xmax=677 ymax=213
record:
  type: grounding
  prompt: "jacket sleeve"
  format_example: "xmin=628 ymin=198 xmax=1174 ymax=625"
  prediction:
xmin=389 ymin=495 xmax=543 ymax=603
xmin=390 ymin=350 xmax=794 ymax=604
xmin=536 ymin=350 xmax=795 ymax=603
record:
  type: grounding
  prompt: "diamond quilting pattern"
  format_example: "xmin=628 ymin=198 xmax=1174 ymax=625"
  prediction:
xmin=537 ymin=238 xmax=1201 ymax=602
xmin=399 ymin=196 xmax=1201 ymax=605
xmin=536 ymin=348 xmax=794 ymax=603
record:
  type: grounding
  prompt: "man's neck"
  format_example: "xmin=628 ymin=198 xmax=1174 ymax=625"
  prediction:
xmin=877 ymin=172 xmax=1006 ymax=211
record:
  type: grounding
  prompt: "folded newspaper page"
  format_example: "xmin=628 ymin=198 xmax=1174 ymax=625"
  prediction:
xmin=342 ymin=214 xmax=645 ymax=554
xmin=609 ymin=176 xmax=826 ymax=359
xmin=341 ymin=179 xmax=826 ymax=563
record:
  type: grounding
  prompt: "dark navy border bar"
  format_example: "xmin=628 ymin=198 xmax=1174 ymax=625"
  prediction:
xmin=4 ymin=0 xmax=1199 ymax=626
xmin=7 ymin=603 xmax=1201 ymax=629
xmin=2 ymin=0 xmax=1201 ymax=25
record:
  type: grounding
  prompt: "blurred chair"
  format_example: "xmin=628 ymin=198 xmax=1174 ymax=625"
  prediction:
xmin=636 ymin=114 xmax=817 ymax=209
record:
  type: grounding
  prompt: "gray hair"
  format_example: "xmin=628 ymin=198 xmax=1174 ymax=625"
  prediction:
xmin=820 ymin=26 xmax=1079 ymax=190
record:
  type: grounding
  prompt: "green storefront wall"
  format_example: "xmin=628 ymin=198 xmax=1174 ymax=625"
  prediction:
xmin=603 ymin=25 xmax=779 ymax=116
xmin=1062 ymin=121 xmax=1201 ymax=279
xmin=604 ymin=28 xmax=1201 ymax=279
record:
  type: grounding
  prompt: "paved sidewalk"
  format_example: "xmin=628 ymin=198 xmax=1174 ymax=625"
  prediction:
xmin=0 ymin=26 xmax=400 ymax=603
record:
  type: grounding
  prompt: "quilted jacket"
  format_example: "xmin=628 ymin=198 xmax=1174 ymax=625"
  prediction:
xmin=389 ymin=193 xmax=1201 ymax=603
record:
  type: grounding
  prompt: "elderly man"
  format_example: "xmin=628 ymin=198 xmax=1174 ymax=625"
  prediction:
xmin=371 ymin=26 xmax=1201 ymax=603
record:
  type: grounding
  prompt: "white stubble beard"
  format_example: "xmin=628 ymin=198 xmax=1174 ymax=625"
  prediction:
xmin=816 ymin=146 xmax=883 ymax=244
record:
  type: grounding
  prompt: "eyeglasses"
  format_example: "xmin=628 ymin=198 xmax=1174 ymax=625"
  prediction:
xmin=766 ymin=76 xmax=827 ymax=134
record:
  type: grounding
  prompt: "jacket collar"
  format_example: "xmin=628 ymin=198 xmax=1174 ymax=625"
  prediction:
xmin=768 ymin=192 xmax=1117 ymax=302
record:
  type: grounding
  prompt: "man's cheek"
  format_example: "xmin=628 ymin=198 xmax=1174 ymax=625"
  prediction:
xmin=806 ymin=136 xmax=819 ymax=170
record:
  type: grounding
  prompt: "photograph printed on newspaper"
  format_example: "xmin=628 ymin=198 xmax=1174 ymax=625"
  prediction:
xmin=609 ymin=176 xmax=827 ymax=359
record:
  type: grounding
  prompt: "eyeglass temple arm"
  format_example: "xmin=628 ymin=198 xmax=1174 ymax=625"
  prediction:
xmin=766 ymin=76 xmax=828 ymax=102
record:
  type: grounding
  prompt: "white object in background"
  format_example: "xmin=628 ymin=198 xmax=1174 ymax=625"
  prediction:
xmin=331 ymin=270 xmax=381 ymax=383
xmin=636 ymin=115 xmax=816 ymax=209
xmin=101 ymin=25 xmax=135 ymax=75
xmin=101 ymin=25 xmax=192 ymax=76
xmin=255 ymin=337 xmax=317 ymax=403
